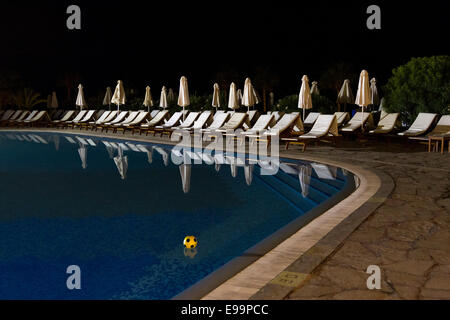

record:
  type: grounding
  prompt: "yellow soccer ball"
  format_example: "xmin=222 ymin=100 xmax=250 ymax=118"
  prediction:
xmin=183 ymin=236 xmax=198 ymax=249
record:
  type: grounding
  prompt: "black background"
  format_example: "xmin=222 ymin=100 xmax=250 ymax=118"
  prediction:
xmin=0 ymin=0 xmax=448 ymax=101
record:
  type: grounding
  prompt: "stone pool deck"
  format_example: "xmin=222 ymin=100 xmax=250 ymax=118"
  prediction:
xmin=2 ymin=128 xmax=449 ymax=299
xmin=277 ymin=140 xmax=450 ymax=300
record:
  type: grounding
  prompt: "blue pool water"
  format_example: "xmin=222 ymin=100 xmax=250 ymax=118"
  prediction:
xmin=0 ymin=132 xmax=354 ymax=299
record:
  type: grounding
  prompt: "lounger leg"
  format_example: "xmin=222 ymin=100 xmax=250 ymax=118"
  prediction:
xmin=285 ymin=141 xmax=290 ymax=150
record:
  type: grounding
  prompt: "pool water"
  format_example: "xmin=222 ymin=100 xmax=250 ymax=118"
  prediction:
xmin=0 ymin=132 xmax=354 ymax=299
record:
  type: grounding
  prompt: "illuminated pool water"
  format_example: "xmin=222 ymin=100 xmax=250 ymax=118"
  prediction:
xmin=0 ymin=132 xmax=354 ymax=299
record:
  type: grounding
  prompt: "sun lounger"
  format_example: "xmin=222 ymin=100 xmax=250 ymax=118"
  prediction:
xmin=86 ymin=110 xmax=117 ymax=130
xmin=116 ymin=111 xmax=150 ymax=134
xmin=215 ymin=112 xmax=249 ymax=132
xmin=244 ymin=113 xmax=304 ymax=146
xmin=200 ymin=112 xmax=230 ymax=134
xmin=150 ymin=110 xmax=160 ymax=118
xmin=283 ymin=115 xmax=339 ymax=150
xmin=109 ymin=111 xmax=140 ymax=132
xmin=267 ymin=111 xmax=285 ymax=122
xmin=341 ymin=112 xmax=374 ymax=132
xmin=408 ymin=115 xmax=450 ymax=147
xmin=224 ymin=114 xmax=275 ymax=144
xmin=157 ymin=112 xmax=199 ymax=137
xmin=71 ymin=110 xmax=97 ymax=129
xmin=179 ymin=111 xmax=212 ymax=131
xmin=12 ymin=110 xmax=38 ymax=126
xmin=79 ymin=110 xmax=111 ymax=129
xmin=61 ymin=110 xmax=87 ymax=128
xmin=49 ymin=110 xmax=77 ymax=127
xmin=0 ymin=110 xmax=15 ymax=121
xmin=50 ymin=110 xmax=64 ymax=120
xmin=368 ymin=113 xmax=400 ymax=134
xmin=22 ymin=111 xmax=51 ymax=127
xmin=153 ymin=112 xmax=185 ymax=135
xmin=0 ymin=110 xmax=22 ymax=125
xmin=98 ymin=111 xmax=129 ymax=132
xmin=304 ymin=112 xmax=321 ymax=127
xmin=139 ymin=110 xmax=170 ymax=135
xmin=397 ymin=112 xmax=438 ymax=137
xmin=334 ymin=112 xmax=351 ymax=127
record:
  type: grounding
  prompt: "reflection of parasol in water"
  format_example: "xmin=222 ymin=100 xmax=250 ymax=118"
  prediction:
xmin=113 ymin=147 xmax=128 ymax=180
xmin=244 ymin=164 xmax=254 ymax=186
xmin=299 ymin=165 xmax=312 ymax=197
xmin=53 ymin=135 xmax=60 ymax=151
xmin=179 ymin=164 xmax=192 ymax=194
xmin=78 ymin=144 xmax=87 ymax=169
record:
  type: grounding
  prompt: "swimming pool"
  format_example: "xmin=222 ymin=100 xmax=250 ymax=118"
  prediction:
xmin=0 ymin=131 xmax=355 ymax=299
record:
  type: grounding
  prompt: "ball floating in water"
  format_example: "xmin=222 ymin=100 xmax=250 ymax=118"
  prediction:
xmin=183 ymin=236 xmax=198 ymax=249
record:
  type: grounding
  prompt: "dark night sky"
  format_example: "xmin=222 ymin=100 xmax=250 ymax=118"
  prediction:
xmin=0 ymin=0 xmax=448 ymax=101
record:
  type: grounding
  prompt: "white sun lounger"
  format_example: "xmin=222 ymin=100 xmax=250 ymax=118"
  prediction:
xmin=154 ymin=112 xmax=184 ymax=130
xmin=397 ymin=113 xmax=438 ymax=137
xmin=99 ymin=111 xmax=129 ymax=131
xmin=52 ymin=110 xmax=76 ymax=124
xmin=15 ymin=110 xmax=38 ymax=123
xmin=369 ymin=113 xmax=400 ymax=134
xmin=334 ymin=112 xmax=351 ymax=127
xmin=70 ymin=110 xmax=96 ymax=127
xmin=341 ymin=112 xmax=374 ymax=132
xmin=178 ymin=111 xmax=212 ymax=131
xmin=64 ymin=110 xmax=87 ymax=126
xmin=304 ymin=112 xmax=321 ymax=126
xmin=200 ymin=112 xmax=230 ymax=133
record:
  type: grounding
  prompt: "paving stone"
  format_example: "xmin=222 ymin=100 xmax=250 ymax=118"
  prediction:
xmin=419 ymin=288 xmax=450 ymax=300
xmin=288 ymin=284 xmax=341 ymax=299
xmin=332 ymin=290 xmax=390 ymax=300
xmin=383 ymin=260 xmax=435 ymax=277
xmin=424 ymin=277 xmax=450 ymax=291
xmin=394 ymin=285 xmax=420 ymax=300
xmin=384 ymin=270 xmax=427 ymax=288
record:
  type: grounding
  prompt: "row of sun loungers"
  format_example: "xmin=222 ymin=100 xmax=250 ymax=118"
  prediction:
xmin=1 ymin=108 xmax=449 ymax=151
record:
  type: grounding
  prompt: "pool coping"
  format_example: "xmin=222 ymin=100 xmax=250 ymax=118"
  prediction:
xmin=0 ymin=129 xmax=394 ymax=300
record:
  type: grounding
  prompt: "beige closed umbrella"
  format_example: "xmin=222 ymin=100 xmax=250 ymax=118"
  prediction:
xmin=103 ymin=87 xmax=112 ymax=110
xmin=310 ymin=81 xmax=320 ymax=95
xmin=168 ymin=88 xmax=176 ymax=103
xmin=143 ymin=86 xmax=154 ymax=112
xmin=212 ymin=83 xmax=221 ymax=111
xmin=178 ymin=76 xmax=190 ymax=121
xmin=298 ymin=75 xmax=312 ymax=121
xmin=269 ymin=92 xmax=274 ymax=108
xmin=111 ymin=80 xmax=126 ymax=111
xmin=355 ymin=70 xmax=372 ymax=131
xmin=75 ymin=84 xmax=87 ymax=110
xmin=159 ymin=86 xmax=168 ymax=109
xmin=46 ymin=95 xmax=52 ymax=108
xmin=51 ymin=91 xmax=58 ymax=109
xmin=337 ymin=79 xmax=354 ymax=112
xmin=370 ymin=77 xmax=380 ymax=108
xmin=242 ymin=78 xmax=256 ymax=112
xmin=228 ymin=82 xmax=239 ymax=113
xmin=236 ymin=89 xmax=243 ymax=106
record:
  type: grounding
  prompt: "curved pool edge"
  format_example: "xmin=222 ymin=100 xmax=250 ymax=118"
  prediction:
xmin=201 ymin=155 xmax=394 ymax=300
xmin=0 ymin=128 xmax=394 ymax=300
